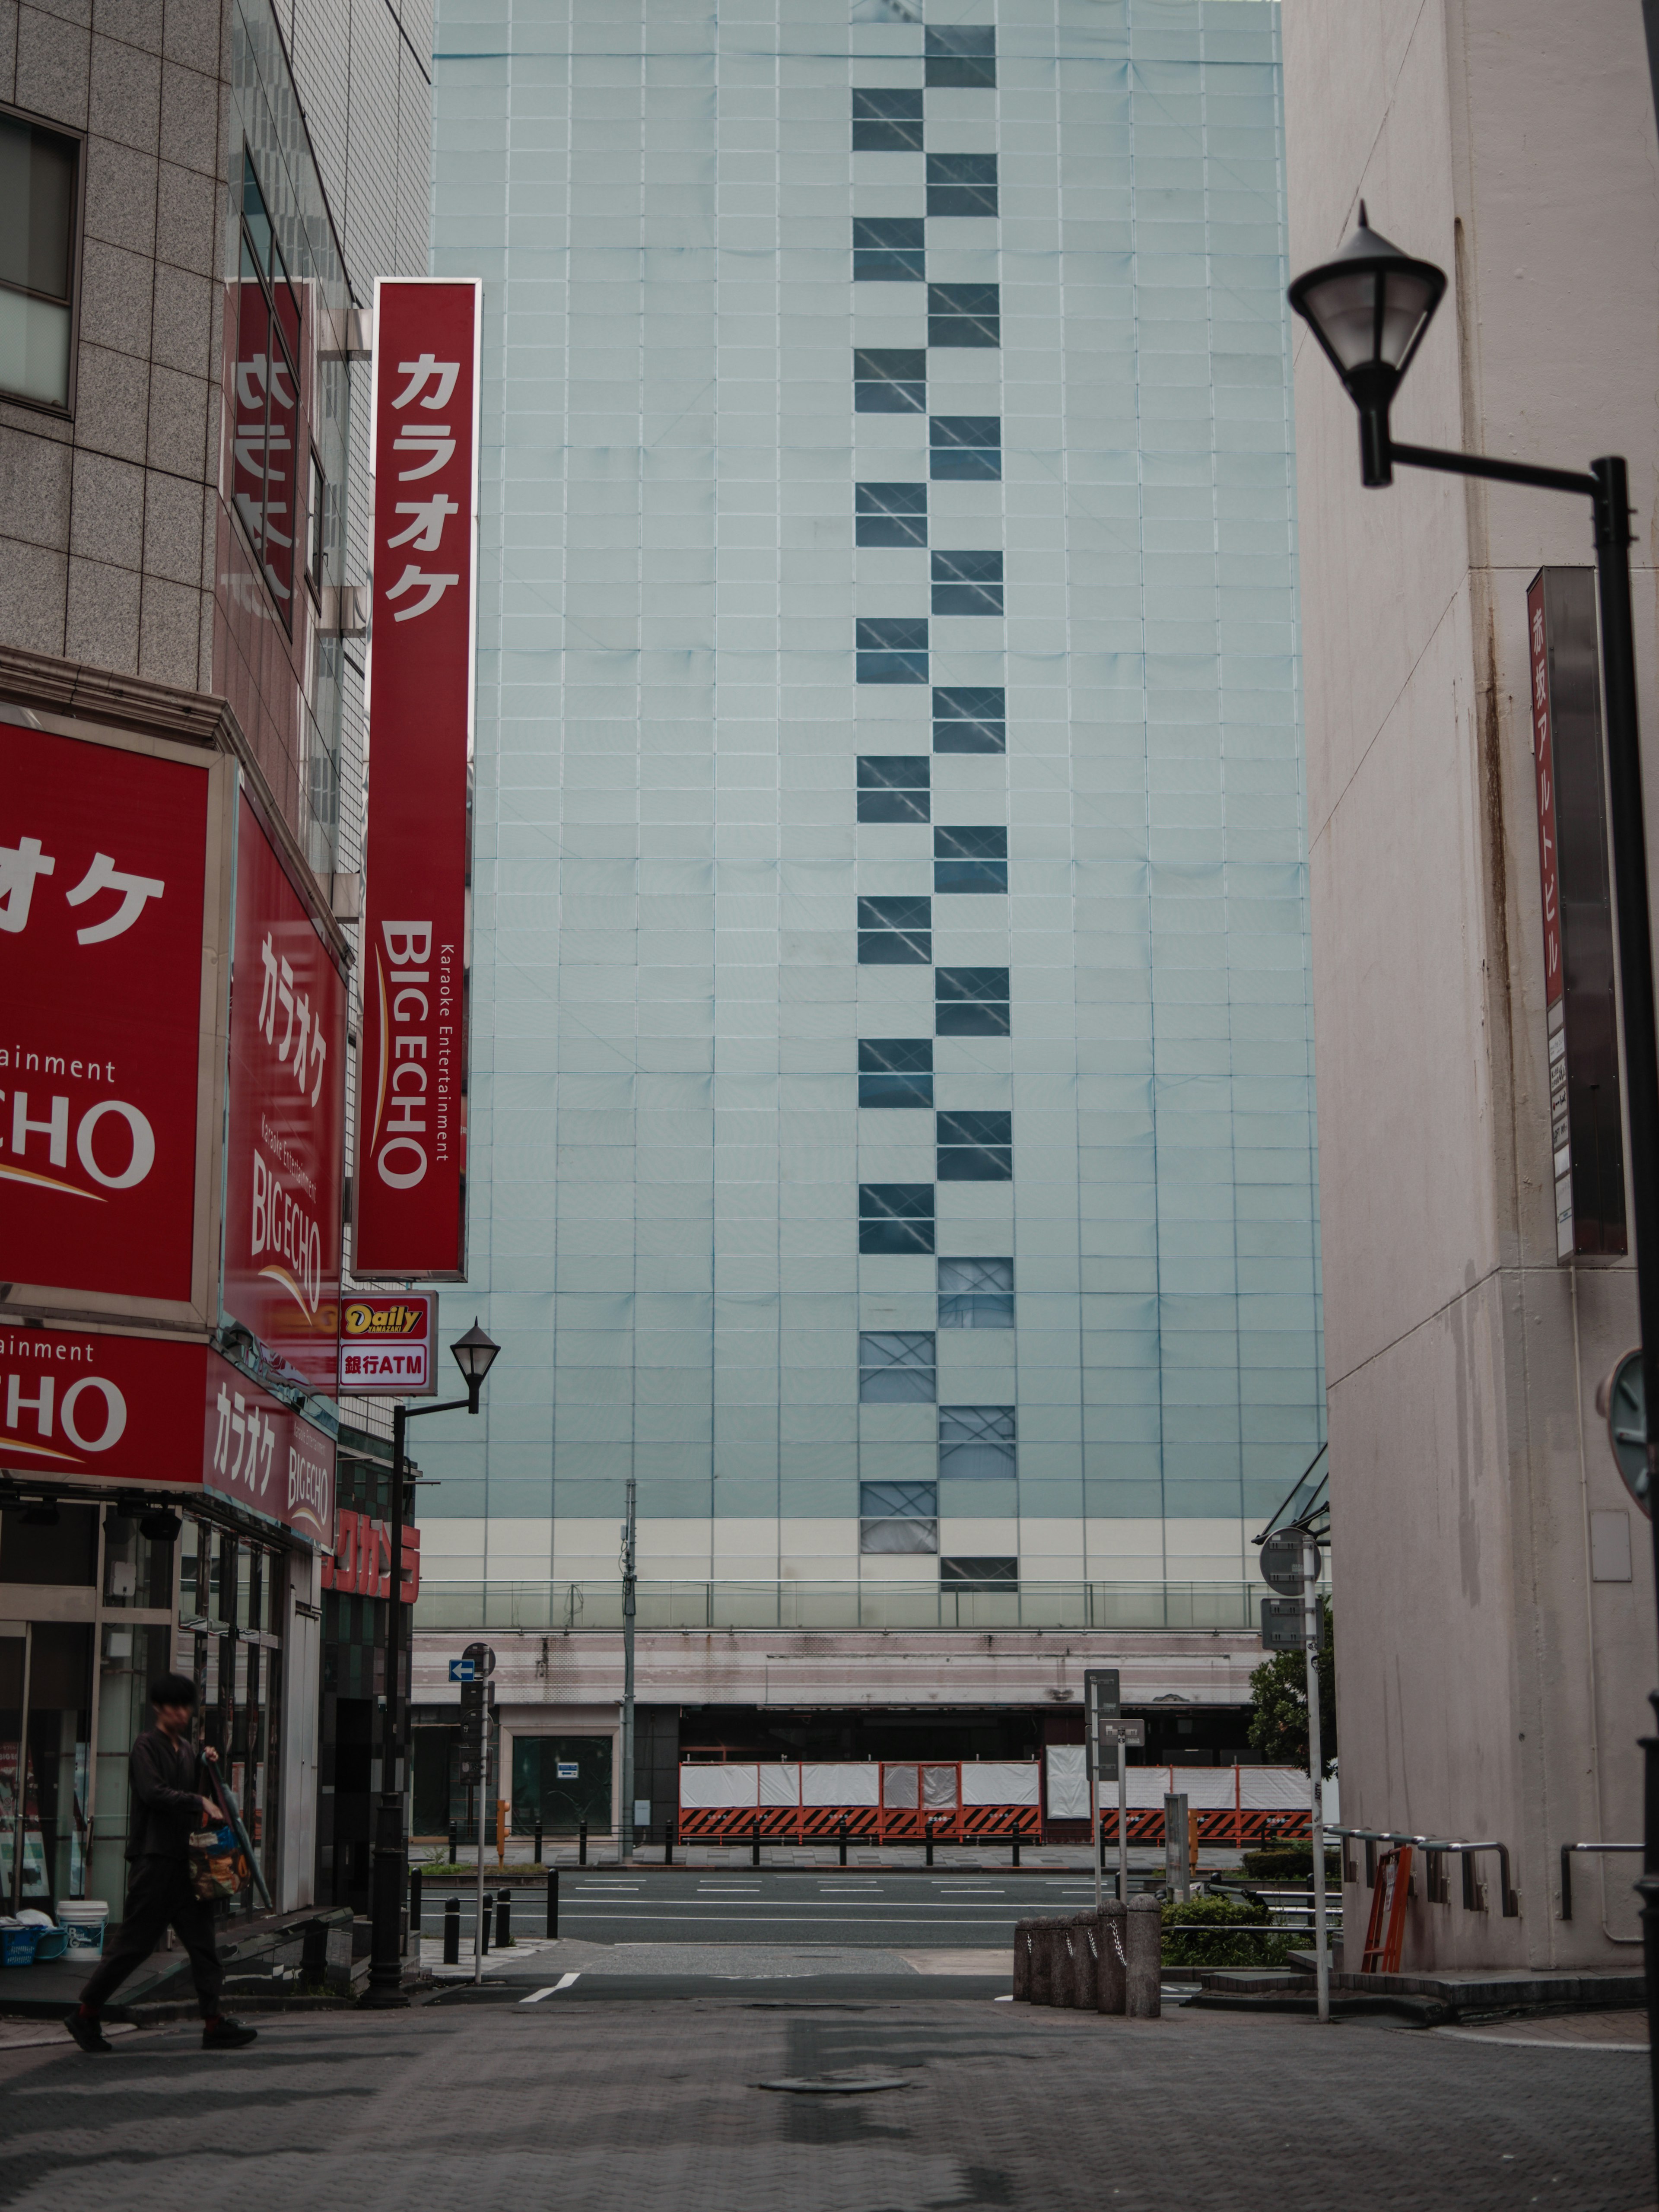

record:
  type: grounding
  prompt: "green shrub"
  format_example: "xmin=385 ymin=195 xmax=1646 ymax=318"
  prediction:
xmin=1160 ymin=1893 xmax=1299 ymax=1969
xmin=1239 ymin=1846 xmax=1341 ymax=1884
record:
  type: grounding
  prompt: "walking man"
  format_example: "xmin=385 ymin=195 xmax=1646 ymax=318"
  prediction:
xmin=67 ymin=1672 xmax=257 ymax=2053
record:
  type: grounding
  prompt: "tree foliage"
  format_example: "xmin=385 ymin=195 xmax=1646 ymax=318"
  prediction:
xmin=1247 ymin=1596 xmax=1336 ymax=1778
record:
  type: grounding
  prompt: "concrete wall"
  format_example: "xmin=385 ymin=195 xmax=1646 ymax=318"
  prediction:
xmin=1283 ymin=0 xmax=1659 ymax=1967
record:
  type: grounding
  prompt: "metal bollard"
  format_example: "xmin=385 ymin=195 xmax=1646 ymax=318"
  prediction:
xmin=1012 ymin=1918 xmax=1032 ymax=2001
xmin=481 ymin=1890 xmax=491 ymax=1955
xmin=1125 ymin=1893 xmax=1161 ymax=2018
xmin=838 ymin=1816 xmax=848 ymax=1868
xmin=1095 ymin=1901 xmax=1127 ymax=2015
xmin=448 ymin=1821 xmax=458 ymax=1866
xmin=751 ymin=1823 xmax=761 ymax=1869
xmin=664 ymin=1821 xmax=674 ymax=1867
xmin=546 ymin=1865 xmax=559 ymax=1939
xmin=579 ymin=1820 xmax=588 ymax=1867
xmin=534 ymin=1820 xmax=543 ymax=1866
xmin=1011 ymin=1834 xmax=1020 ymax=1869
xmin=496 ymin=1888 xmax=512 ymax=1948
xmin=1029 ymin=1917 xmax=1056 ymax=2005
xmin=925 ymin=1828 xmax=934 ymax=1869
xmin=443 ymin=1896 xmax=461 ymax=1965
xmin=408 ymin=1866 xmax=423 ymax=1958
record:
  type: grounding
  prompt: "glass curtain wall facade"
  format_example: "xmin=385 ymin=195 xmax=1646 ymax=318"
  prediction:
xmin=423 ymin=0 xmax=1320 ymax=1623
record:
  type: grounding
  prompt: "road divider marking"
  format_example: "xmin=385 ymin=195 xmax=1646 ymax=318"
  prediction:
xmin=520 ymin=1974 xmax=581 ymax=2002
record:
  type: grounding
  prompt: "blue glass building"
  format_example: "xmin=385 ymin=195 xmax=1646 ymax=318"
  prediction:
xmin=416 ymin=0 xmax=1320 ymax=1668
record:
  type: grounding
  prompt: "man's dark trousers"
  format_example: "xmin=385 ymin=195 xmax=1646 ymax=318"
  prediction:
xmin=79 ymin=1858 xmax=224 ymax=2018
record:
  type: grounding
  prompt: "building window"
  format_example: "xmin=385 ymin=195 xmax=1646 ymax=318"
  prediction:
xmin=937 ymin=1110 xmax=1013 ymax=1181
xmin=938 ymin=1255 xmax=1014 ymax=1327
xmin=931 ymin=414 xmax=1001 ymax=482
xmin=855 ymin=347 xmax=927 ymax=413
xmin=937 ymin=966 xmax=1010 ymax=1036
xmin=940 ymin=1404 xmax=1017 ymax=1478
xmin=307 ymin=449 xmax=327 ymax=594
xmin=856 ymin=617 xmax=929 ymax=683
xmin=935 ymin=824 xmax=1007 ymax=893
xmin=934 ymin=686 xmax=1006 ymax=754
xmin=932 ymin=549 xmax=1004 ymax=617
xmin=859 ymin=1331 xmax=937 ymax=1403
xmin=860 ymin=1480 xmax=939 ymax=1554
xmin=927 ymin=154 xmax=998 ymax=218
xmin=928 ymin=283 xmax=1000 ymax=348
xmin=942 ymin=1557 xmax=1018 ymax=1591
xmin=856 ymin=481 xmax=928 ymax=548
xmin=859 ymin=1181 xmax=936 ymax=1255
xmin=0 ymin=111 xmax=79 ymax=411
xmin=858 ymin=754 xmax=930 ymax=823
xmin=859 ymin=894 xmax=931 ymax=963
xmin=853 ymin=218 xmax=926 ymax=282
xmin=926 ymin=25 xmax=996 ymax=89
xmin=860 ymin=1037 xmax=934 ymax=1110
xmin=853 ymin=87 xmax=924 ymax=153
xmin=232 ymin=155 xmax=301 ymax=624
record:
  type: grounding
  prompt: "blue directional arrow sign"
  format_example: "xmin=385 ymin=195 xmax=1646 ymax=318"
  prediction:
xmin=448 ymin=1657 xmax=477 ymax=1682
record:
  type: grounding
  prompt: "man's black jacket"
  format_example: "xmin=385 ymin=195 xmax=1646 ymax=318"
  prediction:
xmin=127 ymin=1729 xmax=213 ymax=1862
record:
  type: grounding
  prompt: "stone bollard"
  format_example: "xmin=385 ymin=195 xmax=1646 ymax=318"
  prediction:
xmin=1030 ymin=1916 xmax=1056 ymax=2005
xmin=1125 ymin=1892 xmax=1161 ymax=2019
xmin=1012 ymin=1919 xmax=1033 ymax=2002
xmin=1054 ymin=1916 xmax=1079 ymax=2008
xmin=1075 ymin=1913 xmax=1101 ymax=2012
xmin=1095 ymin=1899 xmax=1127 ymax=2014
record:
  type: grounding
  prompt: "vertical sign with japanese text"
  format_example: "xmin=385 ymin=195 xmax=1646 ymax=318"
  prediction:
xmin=0 ymin=716 xmax=227 ymax=1322
xmin=1528 ymin=574 xmax=1572 ymax=1257
xmin=222 ymin=793 xmax=347 ymax=1395
xmin=356 ymin=279 xmax=480 ymax=1279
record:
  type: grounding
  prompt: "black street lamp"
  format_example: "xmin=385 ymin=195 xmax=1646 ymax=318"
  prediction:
xmin=1291 ymin=211 xmax=1659 ymax=2152
xmin=365 ymin=1317 xmax=501 ymax=2007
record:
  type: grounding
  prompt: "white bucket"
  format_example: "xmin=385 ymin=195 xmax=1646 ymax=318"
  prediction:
xmin=57 ymin=1901 xmax=109 ymax=1955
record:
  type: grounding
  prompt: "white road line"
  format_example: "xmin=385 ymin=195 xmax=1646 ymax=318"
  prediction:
xmin=520 ymin=1973 xmax=581 ymax=2002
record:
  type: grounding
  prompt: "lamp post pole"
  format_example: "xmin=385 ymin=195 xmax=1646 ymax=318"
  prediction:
xmin=366 ymin=1321 xmax=500 ymax=2008
xmin=1289 ymin=210 xmax=1659 ymax=2173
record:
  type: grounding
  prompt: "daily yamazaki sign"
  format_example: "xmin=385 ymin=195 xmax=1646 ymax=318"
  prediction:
xmin=355 ymin=278 xmax=481 ymax=1280
xmin=340 ymin=1293 xmax=435 ymax=1395
xmin=0 ymin=715 xmax=232 ymax=1327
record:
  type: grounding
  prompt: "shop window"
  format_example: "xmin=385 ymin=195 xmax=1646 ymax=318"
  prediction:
xmin=938 ymin=1256 xmax=1014 ymax=1327
xmin=853 ymin=87 xmax=924 ymax=153
xmin=934 ymin=823 xmax=1007 ymax=891
xmin=859 ymin=1181 xmax=936 ymax=1256
xmin=0 ymin=109 xmax=79 ymax=410
xmin=856 ymin=481 xmax=928 ymax=548
xmin=858 ymin=894 xmax=931 ymax=963
xmin=858 ymin=1331 xmax=936 ymax=1403
xmin=927 ymin=153 xmax=998 ymax=218
xmin=934 ymin=684 xmax=1006 ymax=753
xmin=936 ymin=965 xmax=1010 ymax=1036
xmin=853 ymin=218 xmax=925 ymax=282
xmin=930 ymin=414 xmax=1001 ymax=481
xmin=859 ymin=1036 xmax=934 ymax=1109
xmin=940 ymin=1403 xmax=1017 ymax=1478
xmin=231 ymin=153 xmax=301 ymax=626
xmin=857 ymin=753 xmax=930 ymax=822
xmin=859 ymin=1480 xmax=938 ymax=1554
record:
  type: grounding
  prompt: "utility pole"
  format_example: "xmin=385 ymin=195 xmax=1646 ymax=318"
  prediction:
xmin=1304 ymin=1531 xmax=1330 ymax=2025
xmin=620 ymin=1475 xmax=636 ymax=1863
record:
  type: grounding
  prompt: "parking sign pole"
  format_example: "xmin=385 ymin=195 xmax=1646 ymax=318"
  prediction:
xmin=1088 ymin=1676 xmax=1101 ymax=1915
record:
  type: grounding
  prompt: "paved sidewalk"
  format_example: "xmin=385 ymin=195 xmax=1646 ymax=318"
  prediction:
xmin=0 ymin=1988 xmax=1647 ymax=2212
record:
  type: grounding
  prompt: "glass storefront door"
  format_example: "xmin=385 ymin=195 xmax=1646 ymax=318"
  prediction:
xmin=1 ymin=1621 xmax=93 ymax=1912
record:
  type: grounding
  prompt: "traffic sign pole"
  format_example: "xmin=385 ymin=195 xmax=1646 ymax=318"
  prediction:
xmin=1303 ymin=1533 xmax=1330 ymax=2024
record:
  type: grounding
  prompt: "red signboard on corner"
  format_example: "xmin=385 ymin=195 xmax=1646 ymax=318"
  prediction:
xmin=222 ymin=792 xmax=348 ymax=1395
xmin=0 ymin=715 xmax=232 ymax=1325
xmin=355 ymin=277 xmax=481 ymax=1280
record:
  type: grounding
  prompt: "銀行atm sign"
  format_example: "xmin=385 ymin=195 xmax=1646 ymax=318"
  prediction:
xmin=356 ymin=278 xmax=481 ymax=1281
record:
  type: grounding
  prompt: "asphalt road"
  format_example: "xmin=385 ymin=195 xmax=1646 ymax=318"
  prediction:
xmin=418 ymin=1868 xmax=1109 ymax=1948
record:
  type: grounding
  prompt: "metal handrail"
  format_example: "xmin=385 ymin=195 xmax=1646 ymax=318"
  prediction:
xmin=1559 ymin=1840 xmax=1641 ymax=1922
xmin=1326 ymin=1824 xmax=1519 ymax=1918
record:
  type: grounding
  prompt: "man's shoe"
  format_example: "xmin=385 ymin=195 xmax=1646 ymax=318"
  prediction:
xmin=65 ymin=2009 xmax=112 ymax=2054
xmin=201 ymin=2015 xmax=257 ymax=2050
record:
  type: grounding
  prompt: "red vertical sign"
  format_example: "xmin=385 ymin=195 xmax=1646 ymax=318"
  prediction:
xmin=356 ymin=279 xmax=480 ymax=1278
xmin=1528 ymin=575 xmax=1564 ymax=1008
xmin=222 ymin=793 xmax=347 ymax=1395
